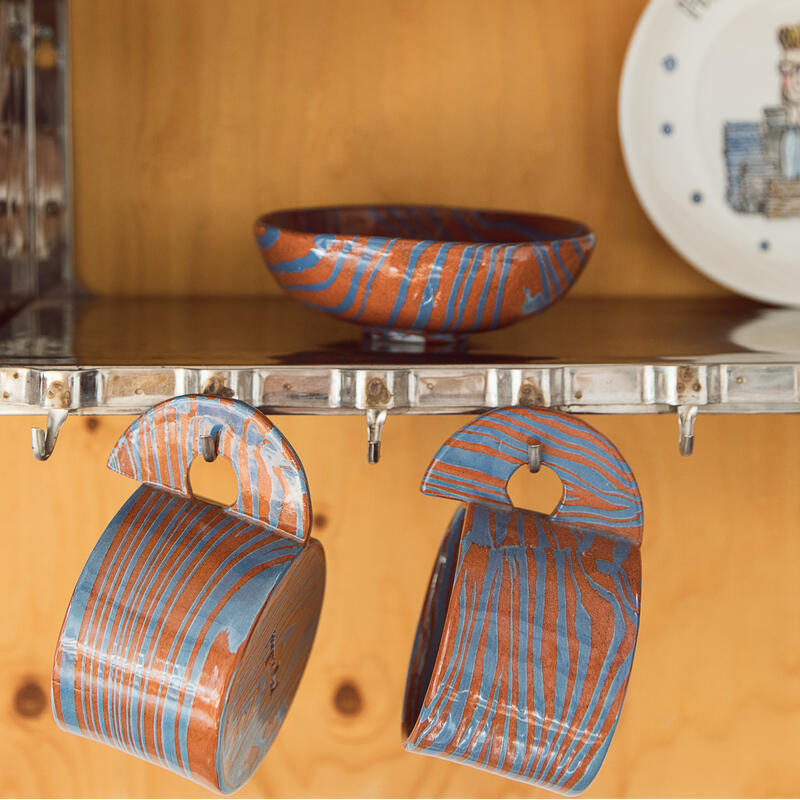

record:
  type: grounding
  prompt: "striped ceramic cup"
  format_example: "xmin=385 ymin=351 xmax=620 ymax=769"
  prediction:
xmin=52 ymin=396 xmax=325 ymax=793
xmin=403 ymin=407 xmax=643 ymax=796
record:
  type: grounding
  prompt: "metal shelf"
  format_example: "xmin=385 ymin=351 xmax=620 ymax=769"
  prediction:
xmin=2 ymin=294 xmax=798 ymax=460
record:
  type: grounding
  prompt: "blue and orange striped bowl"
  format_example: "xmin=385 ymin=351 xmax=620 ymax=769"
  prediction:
xmin=255 ymin=205 xmax=595 ymax=345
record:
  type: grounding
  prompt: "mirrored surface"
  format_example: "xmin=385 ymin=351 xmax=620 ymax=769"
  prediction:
xmin=0 ymin=295 xmax=797 ymax=416
xmin=0 ymin=294 xmax=793 ymax=366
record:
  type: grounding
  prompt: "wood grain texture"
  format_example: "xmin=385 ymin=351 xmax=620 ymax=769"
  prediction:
xmin=1 ymin=413 xmax=799 ymax=797
xmin=7 ymin=7 xmax=798 ymax=795
xmin=69 ymin=0 xmax=726 ymax=298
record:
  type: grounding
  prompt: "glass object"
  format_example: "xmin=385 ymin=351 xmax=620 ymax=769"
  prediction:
xmin=0 ymin=0 xmax=71 ymax=309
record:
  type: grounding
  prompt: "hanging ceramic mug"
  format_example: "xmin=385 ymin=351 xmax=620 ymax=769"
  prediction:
xmin=52 ymin=395 xmax=325 ymax=794
xmin=403 ymin=407 xmax=643 ymax=796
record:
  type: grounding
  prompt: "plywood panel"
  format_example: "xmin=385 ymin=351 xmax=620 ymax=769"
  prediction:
xmin=1 ymin=413 xmax=798 ymax=797
xmin=69 ymin=0 xmax=725 ymax=298
xmin=7 ymin=2 xmax=797 ymax=796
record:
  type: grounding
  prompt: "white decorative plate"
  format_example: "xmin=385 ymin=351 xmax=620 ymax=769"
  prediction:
xmin=620 ymin=0 xmax=800 ymax=306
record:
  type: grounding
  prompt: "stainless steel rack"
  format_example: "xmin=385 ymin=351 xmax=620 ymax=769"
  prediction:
xmin=2 ymin=294 xmax=798 ymax=461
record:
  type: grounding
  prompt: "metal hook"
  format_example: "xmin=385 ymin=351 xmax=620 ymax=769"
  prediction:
xmin=528 ymin=443 xmax=542 ymax=473
xmin=366 ymin=407 xmax=387 ymax=464
xmin=199 ymin=433 xmax=217 ymax=462
xmin=677 ymin=405 xmax=698 ymax=457
xmin=31 ymin=408 xmax=69 ymax=461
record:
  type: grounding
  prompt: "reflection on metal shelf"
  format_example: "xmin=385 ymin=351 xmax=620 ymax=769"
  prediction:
xmin=2 ymin=295 xmax=797 ymax=458
xmin=0 ymin=292 xmax=74 ymax=359
xmin=0 ymin=295 xmax=795 ymax=416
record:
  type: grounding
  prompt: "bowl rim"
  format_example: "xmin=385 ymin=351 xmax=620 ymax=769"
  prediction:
xmin=254 ymin=203 xmax=595 ymax=246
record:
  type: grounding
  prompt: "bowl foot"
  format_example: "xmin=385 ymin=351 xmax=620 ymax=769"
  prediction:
xmin=362 ymin=328 xmax=469 ymax=353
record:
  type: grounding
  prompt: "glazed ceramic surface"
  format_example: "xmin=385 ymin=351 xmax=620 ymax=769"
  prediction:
xmin=403 ymin=407 xmax=643 ymax=796
xmin=620 ymin=0 xmax=800 ymax=305
xmin=108 ymin=394 xmax=311 ymax=541
xmin=255 ymin=206 xmax=595 ymax=339
xmin=52 ymin=396 xmax=324 ymax=793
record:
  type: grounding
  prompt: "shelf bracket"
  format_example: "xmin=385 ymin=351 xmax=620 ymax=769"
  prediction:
xmin=31 ymin=408 xmax=69 ymax=461
xmin=677 ymin=405 xmax=698 ymax=457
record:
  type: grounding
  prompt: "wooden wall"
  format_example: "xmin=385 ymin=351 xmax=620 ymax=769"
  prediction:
xmin=3 ymin=414 xmax=800 ymax=797
xmin=2 ymin=0 xmax=798 ymax=798
xmin=69 ymin=0 xmax=727 ymax=298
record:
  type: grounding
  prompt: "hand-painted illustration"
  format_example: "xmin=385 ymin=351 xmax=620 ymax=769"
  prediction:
xmin=724 ymin=24 xmax=800 ymax=217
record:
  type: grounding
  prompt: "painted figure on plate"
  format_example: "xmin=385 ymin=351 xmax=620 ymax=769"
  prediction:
xmin=723 ymin=24 xmax=800 ymax=217
xmin=778 ymin=25 xmax=800 ymax=176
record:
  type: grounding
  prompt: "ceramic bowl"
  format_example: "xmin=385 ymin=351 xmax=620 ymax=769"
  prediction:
xmin=255 ymin=205 xmax=595 ymax=346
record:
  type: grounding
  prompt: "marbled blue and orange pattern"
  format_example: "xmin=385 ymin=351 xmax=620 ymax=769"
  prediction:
xmin=52 ymin=485 xmax=325 ymax=793
xmin=404 ymin=407 xmax=643 ymax=795
xmin=108 ymin=395 xmax=312 ymax=542
xmin=421 ymin=406 xmax=643 ymax=544
xmin=53 ymin=397 xmax=324 ymax=793
xmin=255 ymin=206 xmax=595 ymax=336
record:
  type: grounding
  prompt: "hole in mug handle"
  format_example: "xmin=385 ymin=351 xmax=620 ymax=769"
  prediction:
xmin=506 ymin=462 xmax=564 ymax=517
xmin=187 ymin=454 xmax=239 ymax=508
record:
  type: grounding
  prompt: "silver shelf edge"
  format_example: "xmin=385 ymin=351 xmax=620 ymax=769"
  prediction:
xmin=1 ymin=362 xmax=797 ymax=416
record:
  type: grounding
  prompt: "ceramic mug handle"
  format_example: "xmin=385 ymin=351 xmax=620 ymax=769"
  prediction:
xmin=420 ymin=406 xmax=643 ymax=544
xmin=108 ymin=394 xmax=312 ymax=542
